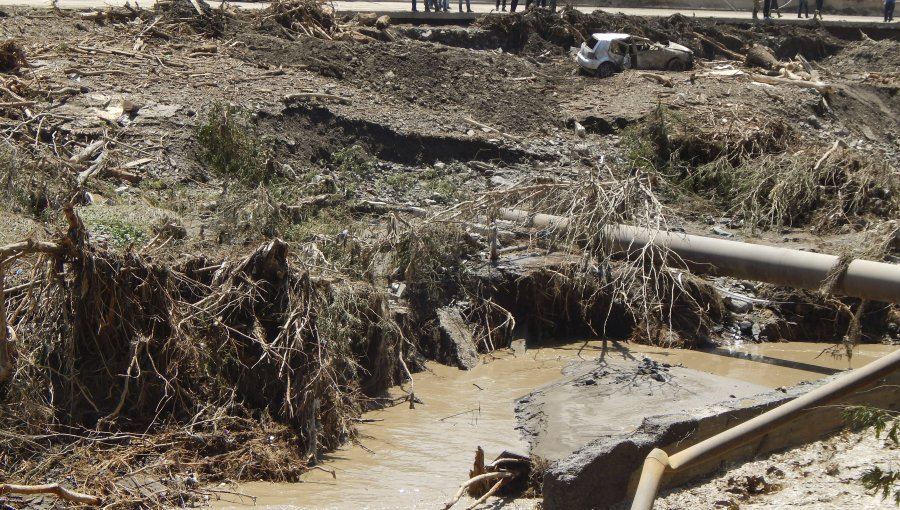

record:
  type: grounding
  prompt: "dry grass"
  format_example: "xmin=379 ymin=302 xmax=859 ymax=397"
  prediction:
xmin=430 ymin=161 xmax=724 ymax=347
xmin=735 ymin=147 xmax=899 ymax=232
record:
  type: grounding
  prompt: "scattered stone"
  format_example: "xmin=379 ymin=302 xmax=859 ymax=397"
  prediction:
xmin=745 ymin=44 xmax=779 ymax=69
xmin=712 ymin=226 xmax=734 ymax=237
xmin=574 ymin=144 xmax=591 ymax=156
xmin=574 ymin=121 xmax=586 ymax=138
xmin=489 ymin=175 xmax=513 ymax=188
xmin=725 ymin=297 xmax=753 ymax=314
xmin=375 ymin=15 xmax=391 ymax=30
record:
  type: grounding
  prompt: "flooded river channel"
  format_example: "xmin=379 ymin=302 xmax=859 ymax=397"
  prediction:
xmin=215 ymin=341 xmax=898 ymax=510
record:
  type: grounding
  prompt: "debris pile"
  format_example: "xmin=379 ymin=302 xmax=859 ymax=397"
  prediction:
xmin=0 ymin=206 xmax=406 ymax=506
xmin=0 ymin=39 xmax=28 ymax=75
xmin=156 ymin=0 xmax=227 ymax=37
xmin=258 ymin=0 xmax=386 ymax=43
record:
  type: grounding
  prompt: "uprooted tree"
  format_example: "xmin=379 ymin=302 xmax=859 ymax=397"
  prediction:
xmin=0 ymin=197 xmax=410 ymax=507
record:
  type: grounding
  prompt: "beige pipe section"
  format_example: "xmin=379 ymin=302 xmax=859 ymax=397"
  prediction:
xmin=498 ymin=209 xmax=900 ymax=303
xmin=629 ymin=346 xmax=900 ymax=510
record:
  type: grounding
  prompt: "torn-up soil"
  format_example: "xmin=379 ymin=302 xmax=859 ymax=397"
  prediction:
xmin=0 ymin=2 xmax=898 ymax=508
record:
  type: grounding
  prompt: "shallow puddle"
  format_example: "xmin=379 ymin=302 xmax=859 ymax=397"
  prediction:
xmin=213 ymin=341 xmax=897 ymax=510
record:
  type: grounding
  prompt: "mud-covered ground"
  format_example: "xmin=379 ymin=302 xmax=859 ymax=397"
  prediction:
xmin=649 ymin=427 xmax=900 ymax=509
xmin=0 ymin=1 xmax=898 ymax=508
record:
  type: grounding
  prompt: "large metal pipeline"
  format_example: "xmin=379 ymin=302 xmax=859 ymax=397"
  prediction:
xmin=629 ymin=345 xmax=900 ymax=510
xmin=498 ymin=209 xmax=900 ymax=303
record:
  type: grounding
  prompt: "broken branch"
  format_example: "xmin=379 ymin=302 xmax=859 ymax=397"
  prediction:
xmin=282 ymin=92 xmax=350 ymax=104
xmin=748 ymin=73 xmax=833 ymax=94
xmin=465 ymin=476 xmax=509 ymax=510
xmin=0 ymin=483 xmax=102 ymax=506
xmin=814 ymin=139 xmax=847 ymax=172
xmin=0 ymin=239 xmax=64 ymax=260
xmin=0 ymin=268 xmax=9 ymax=384
xmin=441 ymin=471 xmax=513 ymax=510
xmin=638 ymin=72 xmax=674 ymax=88
xmin=695 ymin=34 xmax=745 ymax=61
xmin=0 ymin=101 xmax=37 ymax=107
xmin=464 ymin=118 xmax=521 ymax=142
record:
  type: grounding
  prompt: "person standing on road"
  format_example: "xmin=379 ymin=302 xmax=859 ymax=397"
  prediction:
xmin=753 ymin=0 xmax=761 ymax=19
xmin=814 ymin=0 xmax=823 ymax=19
xmin=459 ymin=0 xmax=472 ymax=12
xmin=798 ymin=0 xmax=809 ymax=17
xmin=496 ymin=0 xmax=506 ymax=11
xmin=886 ymin=0 xmax=895 ymax=21
xmin=762 ymin=0 xmax=772 ymax=19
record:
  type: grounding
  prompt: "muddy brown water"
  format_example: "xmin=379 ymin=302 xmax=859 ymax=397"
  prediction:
xmin=213 ymin=341 xmax=897 ymax=510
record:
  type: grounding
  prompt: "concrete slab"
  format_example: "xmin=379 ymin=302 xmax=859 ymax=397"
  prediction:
xmin=515 ymin=356 xmax=770 ymax=461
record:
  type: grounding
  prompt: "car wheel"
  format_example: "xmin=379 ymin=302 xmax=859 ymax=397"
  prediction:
xmin=597 ymin=62 xmax=616 ymax=78
xmin=667 ymin=58 xmax=687 ymax=72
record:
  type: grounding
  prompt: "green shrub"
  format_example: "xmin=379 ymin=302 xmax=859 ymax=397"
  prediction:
xmin=196 ymin=103 xmax=268 ymax=186
xmin=843 ymin=405 xmax=900 ymax=505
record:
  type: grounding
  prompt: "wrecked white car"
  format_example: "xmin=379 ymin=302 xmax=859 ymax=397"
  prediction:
xmin=576 ymin=33 xmax=694 ymax=78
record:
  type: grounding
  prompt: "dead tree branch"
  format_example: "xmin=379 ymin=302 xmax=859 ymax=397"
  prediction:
xmin=0 ymin=483 xmax=102 ymax=506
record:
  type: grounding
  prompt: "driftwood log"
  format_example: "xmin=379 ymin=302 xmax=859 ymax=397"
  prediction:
xmin=638 ymin=72 xmax=674 ymax=88
xmin=0 ymin=483 xmax=102 ymax=506
xmin=748 ymin=73 xmax=833 ymax=94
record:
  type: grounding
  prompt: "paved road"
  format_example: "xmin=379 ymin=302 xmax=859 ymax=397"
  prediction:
xmin=0 ymin=0 xmax=892 ymax=24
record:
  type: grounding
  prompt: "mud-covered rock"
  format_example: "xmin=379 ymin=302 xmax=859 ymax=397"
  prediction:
xmin=437 ymin=306 xmax=480 ymax=370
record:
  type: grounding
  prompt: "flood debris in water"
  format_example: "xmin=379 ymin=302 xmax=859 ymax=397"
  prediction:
xmin=442 ymin=447 xmax=534 ymax=510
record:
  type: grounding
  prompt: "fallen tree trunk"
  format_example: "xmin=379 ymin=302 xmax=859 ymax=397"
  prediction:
xmin=0 ymin=483 xmax=102 ymax=506
xmin=638 ymin=72 xmax=673 ymax=88
xmin=748 ymin=73 xmax=832 ymax=94
xmin=0 ymin=239 xmax=64 ymax=259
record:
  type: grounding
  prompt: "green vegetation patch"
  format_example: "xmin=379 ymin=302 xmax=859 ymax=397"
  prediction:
xmin=196 ymin=103 xmax=270 ymax=186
